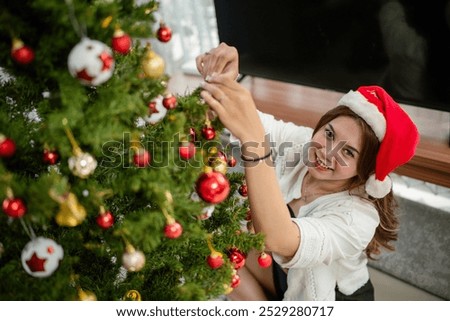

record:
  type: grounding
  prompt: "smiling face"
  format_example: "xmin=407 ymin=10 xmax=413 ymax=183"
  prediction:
xmin=308 ymin=115 xmax=363 ymax=184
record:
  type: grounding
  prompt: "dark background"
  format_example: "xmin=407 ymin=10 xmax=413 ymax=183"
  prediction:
xmin=214 ymin=0 xmax=450 ymax=112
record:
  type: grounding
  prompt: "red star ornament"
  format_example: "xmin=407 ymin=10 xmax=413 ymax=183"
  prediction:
xmin=76 ymin=69 xmax=94 ymax=82
xmin=144 ymin=96 xmax=167 ymax=124
xmin=99 ymin=51 xmax=114 ymax=71
xmin=21 ymin=237 xmax=64 ymax=278
xmin=26 ymin=252 xmax=47 ymax=272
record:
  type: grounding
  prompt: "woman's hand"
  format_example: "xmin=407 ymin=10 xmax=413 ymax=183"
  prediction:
xmin=202 ymin=75 xmax=300 ymax=257
xmin=200 ymin=73 xmax=265 ymax=144
xmin=196 ymin=42 xmax=239 ymax=80
xmin=201 ymin=66 xmax=301 ymax=257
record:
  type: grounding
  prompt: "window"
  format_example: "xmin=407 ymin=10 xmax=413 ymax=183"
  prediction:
xmin=150 ymin=0 xmax=219 ymax=75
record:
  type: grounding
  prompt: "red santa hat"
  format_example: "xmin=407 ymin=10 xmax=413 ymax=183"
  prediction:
xmin=337 ymin=85 xmax=420 ymax=198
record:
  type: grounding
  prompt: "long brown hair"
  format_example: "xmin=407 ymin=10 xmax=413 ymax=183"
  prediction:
xmin=313 ymin=106 xmax=399 ymax=259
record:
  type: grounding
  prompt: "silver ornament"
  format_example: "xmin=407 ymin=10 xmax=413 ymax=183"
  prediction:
xmin=68 ymin=152 xmax=97 ymax=178
xmin=122 ymin=245 xmax=145 ymax=272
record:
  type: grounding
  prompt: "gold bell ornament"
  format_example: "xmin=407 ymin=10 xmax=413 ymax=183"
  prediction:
xmin=204 ymin=146 xmax=227 ymax=175
xmin=63 ymin=118 xmax=97 ymax=179
xmin=77 ymin=287 xmax=97 ymax=301
xmin=141 ymin=43 xmax=165 ymax=78
xmin=209 ymin=156 xmax=227 ymax=175
xmin=49 ymin=190 xmax=87 ymax=227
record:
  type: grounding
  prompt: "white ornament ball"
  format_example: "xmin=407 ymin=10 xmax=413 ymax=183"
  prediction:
xmin=68 ymin=152 xmax=98 ymax=179
xmin=68 ymin=37 xmax=115 ymax=86
xmin=144 ymin=95 xmax=167 ymax=125
xmin=122 ymin=248 xmax=146 ymax=272
xmin=21 ymin=237 xmax=64 ymax=278
xmin=198 ymin=205 xmax=215 ymax=220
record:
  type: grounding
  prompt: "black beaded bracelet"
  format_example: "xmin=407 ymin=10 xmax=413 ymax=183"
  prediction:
xmin=240 ymin=150 xmax=272 ymax=162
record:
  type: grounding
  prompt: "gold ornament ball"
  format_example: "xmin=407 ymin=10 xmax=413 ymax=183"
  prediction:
xmin=142 ymin=49 xmax=165 ymax=78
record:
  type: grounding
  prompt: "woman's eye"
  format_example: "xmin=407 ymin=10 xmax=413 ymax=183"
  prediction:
xmin=343 ymin=148 xmax=354 ymax=158
xmin=325 ymin=128 xmax=334 ymax=139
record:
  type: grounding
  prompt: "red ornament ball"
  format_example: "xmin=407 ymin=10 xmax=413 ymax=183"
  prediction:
xmin=238 ymin=184 xmax=248 ymax=197
xmin=227 ymin=155 xmax=237 ymax=167
xmin=207 ymin=252 xmax=224 ymax=269
xmin=0 ymin=137 xmax=16 ymax=158
xmin=164 ymin=221 xmax=183 ymax=239
xmin=133 ymin=149 xmax=151 ymax=167
xmin=111 ymin=29 xmax=132 ymax=55
xmin=245 ymin=209 xmax=252 ymax=221
xmin=231 ymin=273 xmax=241 ymax=288
xmin=201 ymin=125 xmax=216 ymax=140
xmin=195 ymin=170 xmax=230 ymax=204
xmin=157 ymin=23 xmax=172 ymax=43
xmin=228 ymin=248 xmax=246 ymax=270
xmin=179 ymin=141 xmax=196 ymax=160
xmin=257 ymin=252 xmax=273 ymax=268
xmin=43 ymin=149 xmax=59 ymax=165
xmin=11 ymin=39 xmax=35 ymax=65
xmin=162 ymin=94 xmax=177 ymax=110
xmin=2 ymin=197 xmax=27 ymax=218
xmin=96 ymin=211 xmax=115 ymax=229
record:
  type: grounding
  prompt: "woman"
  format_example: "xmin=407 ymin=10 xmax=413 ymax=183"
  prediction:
xmin=196 ymin=43 xmax=420 ymax=300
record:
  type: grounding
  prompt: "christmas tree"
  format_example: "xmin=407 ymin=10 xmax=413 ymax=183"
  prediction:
xmin=0 ymin=0 xmax=266 ymax=300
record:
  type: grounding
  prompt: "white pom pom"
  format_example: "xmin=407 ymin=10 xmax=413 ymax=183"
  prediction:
xmin=365 ymin=174 xmax=392 ymax=198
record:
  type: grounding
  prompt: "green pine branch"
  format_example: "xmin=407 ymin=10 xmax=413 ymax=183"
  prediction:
xmin=0 ymin=0 xmax=265 ymax=301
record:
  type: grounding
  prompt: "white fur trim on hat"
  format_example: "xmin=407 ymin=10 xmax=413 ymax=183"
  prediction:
xmin=365 ymin=174 xmax=392 ymax=198
xmin=337 ymin=90 xmax=386 ymax=141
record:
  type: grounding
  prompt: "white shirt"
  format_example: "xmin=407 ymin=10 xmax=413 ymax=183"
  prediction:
xmin=258 ymin=112 xmax=380 ymax=301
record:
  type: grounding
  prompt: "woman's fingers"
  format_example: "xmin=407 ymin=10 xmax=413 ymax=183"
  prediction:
xmin=200 ymin=90 xmax=225 ymax=116
xmin=205 ymin=72 xmax=237 ymax=91
xmin=200 ymin=75 xmax=262 ymax=143
xmin=196 ymin=51 xmax=216 ymax=77
xmin=204 ymin=57 xmax=228 ymax=79
xmin=195 ymin=43 xmax=239 ymax=80
xmin=201 ymin=79 xmax=226 ymax=101
xmin=196 ymin=51 xmax=224 ymax=78
xmin=195 ymin=54 xmax=205 ymax=77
